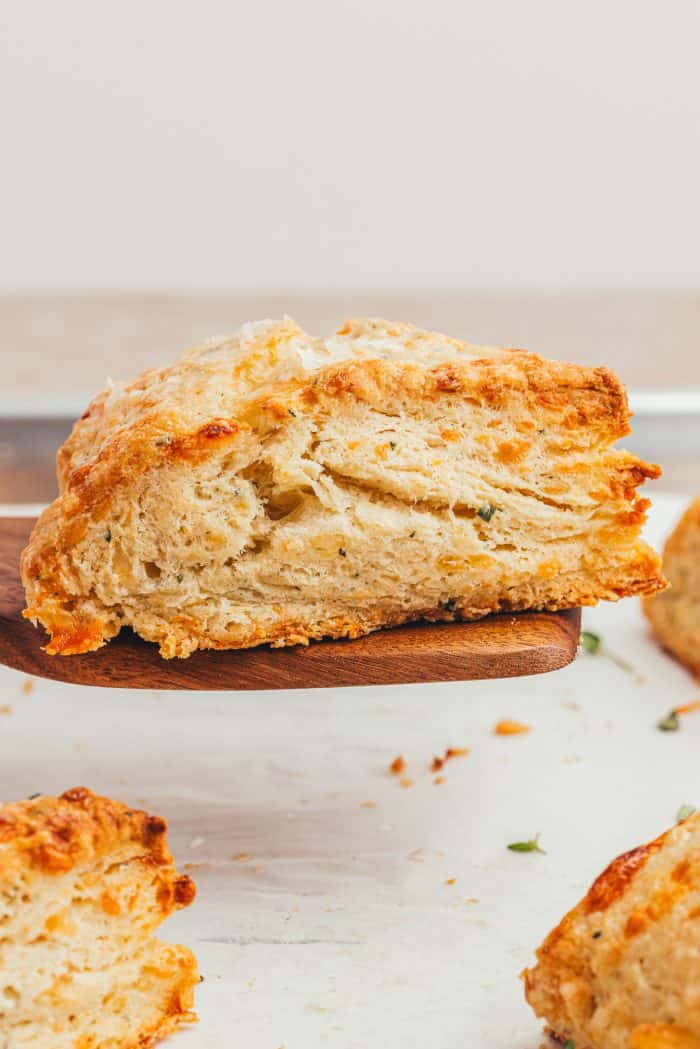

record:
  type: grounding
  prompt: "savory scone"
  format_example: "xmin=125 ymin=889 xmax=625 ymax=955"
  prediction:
xmin=21 ymin=317 xmax=665 ymax=658
xmin=644 ymin=497 xmax=700 ymax=678
xmin=523 ymin=813 xmax=700 ymax=1049
xmin=0 ymin=787 xmax=198 ymax=1048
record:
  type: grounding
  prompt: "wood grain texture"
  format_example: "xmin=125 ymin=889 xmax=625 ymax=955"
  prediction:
xmin=0 ymin=518 xmax=581 ymax=690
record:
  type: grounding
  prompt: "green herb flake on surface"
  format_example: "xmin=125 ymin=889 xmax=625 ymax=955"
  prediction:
xmin=104 ymin=528 xmax=112 ymax=542
xmin=677 ymin=803 xmax=696 ymax=821
xmin=658 ymin=709 xmax=680 ymax=732
xmin=564 ymin=1041 xmax=575 ymax=1049
xmin=507 ymin=834 xmax=546 ymax=854
xmin=176 ymin=573 xmax=184 ymax=583
xmin=580 ymin=630 xmax=601 ymax=654
xmin=580 ymin=629 xmax=634 ymax=674
xmin=477 ymin=503 xmax=496 ymax=522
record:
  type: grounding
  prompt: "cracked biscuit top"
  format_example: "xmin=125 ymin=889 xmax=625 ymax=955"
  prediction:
xmin=21 ymin=317 xmax=665 ymax=658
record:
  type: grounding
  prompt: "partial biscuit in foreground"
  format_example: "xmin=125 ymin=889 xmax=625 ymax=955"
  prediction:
xmin=21 ymin=317 xmax=665 ymax=659
xmin=644 ymin=497 xmax=700 ymax=678
xmin=0 ymin=786 xmax=197 ymax=1048
xmin=523 ymin=813 xmax=700 ymax=1049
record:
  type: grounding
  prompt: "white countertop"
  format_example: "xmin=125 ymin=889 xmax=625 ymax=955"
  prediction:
xmin=0 ymin=493 xmax=697 ymax=1049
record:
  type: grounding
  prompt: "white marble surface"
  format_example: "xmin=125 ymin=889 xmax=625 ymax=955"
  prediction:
xmin=0 ymin=494 xmax=698 ymax=1049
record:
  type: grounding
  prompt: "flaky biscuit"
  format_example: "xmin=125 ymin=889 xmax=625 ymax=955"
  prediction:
xmin=21 ymin=317 xmax=664 ymax=658
xmin=0 ymin=787 xmax=197 ymax=1047
xmin=523 ymin=814 xmax=700 ymax=1049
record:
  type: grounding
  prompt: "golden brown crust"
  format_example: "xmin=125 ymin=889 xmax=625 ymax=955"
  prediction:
xmin=119 ymin=974 xmax=198 ymax=1049
xmin=629 ymin=1024 xmax=700 ymax=1049
xmin=299 ymin=352 xmax=633 ymax=442
xmin=0 ymin=788 xmax=198 ymax=1048
xmin=523 ymin=815 xmax=700 ymax=1049
xmin=0 ymin=787 xmax=194 ymax=904
xmin=530 ymin=827 xmax=671 ymax=966
xmin=582 ymin=841 xmax=661 ymax=914
xmin=20 ymin=317 xmax=665 ymax=658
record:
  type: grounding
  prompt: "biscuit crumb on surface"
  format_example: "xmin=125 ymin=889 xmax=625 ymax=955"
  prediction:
xmin=494 ymin=719 xmax=531 ymax=735
xmin=431 ymin=747 xmax=470 ymax=772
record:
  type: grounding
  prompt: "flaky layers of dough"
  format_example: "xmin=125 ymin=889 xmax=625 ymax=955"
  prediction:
xmin=0 ymin=787 xmax=198 ymax=1048
xmin=523 ymin=814 xmax=700 ymax=1049
xmin=644 ymin=497 xmax=700 ymax=678
xmin=21 ymin=317 xmax=665 ymax=658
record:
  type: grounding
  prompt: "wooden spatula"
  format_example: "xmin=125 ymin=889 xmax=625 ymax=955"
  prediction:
xmin=0 ymin=517 xmax=581 ymax=690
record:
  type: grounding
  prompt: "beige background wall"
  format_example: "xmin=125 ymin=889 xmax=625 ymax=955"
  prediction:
xmin=1 ymin=1 xmax=699 ymax=294
xmin=2 ymin=293 xmax=700 ymax=405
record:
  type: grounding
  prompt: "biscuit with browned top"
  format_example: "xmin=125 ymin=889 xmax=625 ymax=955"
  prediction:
xmin=0 ymin=787 xmax=198 ymax=1047
xmin=21 ymin=317 xmax=665 ymax=658
xmin=523 ymin=814 xmax=700 ymax=1049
